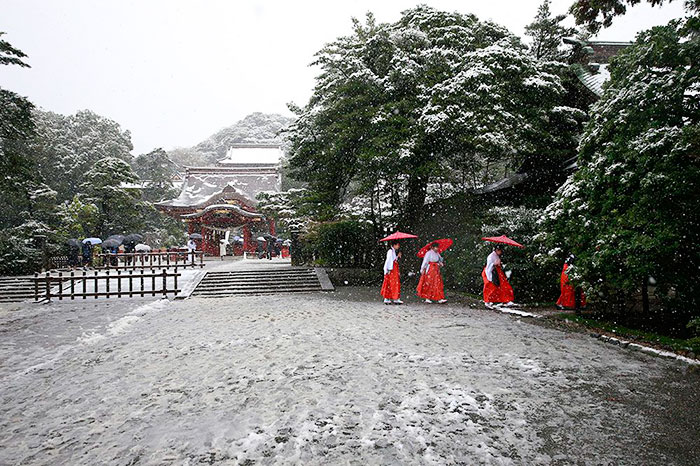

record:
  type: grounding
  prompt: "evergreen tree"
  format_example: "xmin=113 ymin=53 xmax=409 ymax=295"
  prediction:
xmin=30 ymin=109 xmax=134 ymax=201
xmin=287 ymin=6 xmax=582 ymax=230
xmin=0 ymin=31 xmax=38 ymax=230
xmin=525 ymin=0 xmax=578 ymax=60
xmin=570 ymin=0 xmax=698 ymax=33
xmin=539 ymin=17 xmax=700 ymax=332
xmin=56 ymin=195 xmax=100 ymax=238
xmin=132 ymin=147 xmax=178 ymax=202
xmin=81 ymin=157 xmax=145 ymax=237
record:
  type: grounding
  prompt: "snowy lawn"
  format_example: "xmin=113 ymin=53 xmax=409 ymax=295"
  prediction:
xmin=0 ymin=288 xmax=698 ymax=465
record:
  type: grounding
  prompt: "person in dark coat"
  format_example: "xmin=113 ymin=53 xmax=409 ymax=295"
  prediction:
xmin=81 ymin=242 xmax=93 ymax=268
xmin=68 ymin=245 xmax=80 ymax=269
xmin=267 ymin=239 xmax=275 ymax=260
xmin=123 ymin=242 xmax=135 ymax=265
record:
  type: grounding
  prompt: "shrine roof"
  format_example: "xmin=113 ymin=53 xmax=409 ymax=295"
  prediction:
xmin=217 ymin=144 xmax=283 ymax=166
xmin=157 ymin=170 xmax=280 ymax=209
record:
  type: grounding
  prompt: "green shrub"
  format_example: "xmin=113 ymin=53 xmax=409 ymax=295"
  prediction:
xmin=297 ymin=220 xmax=382 ymax=268
xmin=444 ymin=206 xmax=559 ymax=303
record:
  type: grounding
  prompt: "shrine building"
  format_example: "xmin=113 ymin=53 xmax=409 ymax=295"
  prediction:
xmin=157 ymin=144 xmax=282 ymax=255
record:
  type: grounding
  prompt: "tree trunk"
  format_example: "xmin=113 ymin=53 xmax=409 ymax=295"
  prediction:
xmin=400 ymin=174 xmax=427 ymax=232
xmin=642 ymin=279 xmax=650 ymax=314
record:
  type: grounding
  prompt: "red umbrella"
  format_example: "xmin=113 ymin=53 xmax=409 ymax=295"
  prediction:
xmin=481 ymin=235 xmax=524 ymax=248
xmin=379 ymin=231 xmax=418 ymax=242
xmin=417 ymin=238 xmax=453 ymax=257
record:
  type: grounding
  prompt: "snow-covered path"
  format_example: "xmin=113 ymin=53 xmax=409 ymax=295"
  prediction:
xmin=0 ymin=288 xmax=697 ymax=465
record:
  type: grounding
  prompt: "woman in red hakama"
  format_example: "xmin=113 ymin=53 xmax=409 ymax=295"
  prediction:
xmin=482 ymin=245 xmax=514 ymax=306
xmin=417 ymin=242 xmax=447 ymax=303
xmin=557 ymin=256 xmax=586 ymax=310
xmin=381 ymin=241 xmax=403 ymax=304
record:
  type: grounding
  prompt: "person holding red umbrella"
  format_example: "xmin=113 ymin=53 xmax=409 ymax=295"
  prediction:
xmin=482 ymin=243 xmax=515 ymax=308
xmin=556 ymin=254 xmax=586 ymax=312
xmin=381 ymin=240 xmax=403 ymax=304
xmin=379 ymin=231 xmax=418 ymax=305
xmin=417 ymin=240 xmax=451 ymax=304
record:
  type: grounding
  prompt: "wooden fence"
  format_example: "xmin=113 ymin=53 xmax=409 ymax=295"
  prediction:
xmin=96 ymin=251 xmax=205 ymax=270
xmin=33 ymin=269 xmax=181 ymax=302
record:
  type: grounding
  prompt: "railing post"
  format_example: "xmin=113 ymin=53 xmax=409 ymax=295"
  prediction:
xmin=94 ymin=270 xmax=98 ymax=299
xmin=162 ymin=269 xmax=167 ymax=298
xmin=82 ymin=270 xmax=87 ymax=300
xmin=106 ymin=269 xmax=110 ymax=298
xmin=57 ymin=272 xmax=63 ymax=300
xmin=34 ymin=272 xmax=38 ymax=302
xmin=129 ymin=270 xmax=133 ymax=298
xmin=44 ymin=272 xmax=51 ymax=303
xmin=151 ymin=269 xmax=156 ymax=297
xmin=117 ymin=270 xmax=122 ymax=298
xmin=70 ymin=271 xmax=75 ymax=300
xmin=174 ymin=270 xmax=178 ymax=295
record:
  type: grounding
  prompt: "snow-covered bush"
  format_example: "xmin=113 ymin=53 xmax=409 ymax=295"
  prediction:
xmin=539 ymin=17 xmax=700 ymax=334
xmin=447 ymin=206 xmax=558 ymax=303
xmin=297 ymin=220 xmax=381 ymax=268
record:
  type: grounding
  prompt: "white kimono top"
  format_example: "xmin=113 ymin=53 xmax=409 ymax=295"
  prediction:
xmin=383 ymin=248 xmax=398 ymax=275
xmin=420 ymin=250 xmax=443 ymax=274
xmin=485 ymin=251 xmax=501 ymax=282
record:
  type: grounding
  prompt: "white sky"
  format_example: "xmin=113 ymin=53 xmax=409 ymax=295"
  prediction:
xmin=1 ymin=0 xmax=688 ymax=154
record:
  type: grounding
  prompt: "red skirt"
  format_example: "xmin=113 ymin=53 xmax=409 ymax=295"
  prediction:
xmin=417 ymin=262 xmax=445 ymax=300
xmin=381 ymin=261 xmax=400 ymax=300
xmin=482 ymin=266 xmax=514 ymax=303
xmin=556 ymin=264 xmax=586 ymax=308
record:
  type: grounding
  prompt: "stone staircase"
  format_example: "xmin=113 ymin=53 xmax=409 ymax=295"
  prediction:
xmin=190 ymin=267 xmax=333 ymax=298
xmin=0 ymin=276 xmax=37 ymax=303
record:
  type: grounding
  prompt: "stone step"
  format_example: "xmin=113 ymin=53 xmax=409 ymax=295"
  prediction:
xmin=205 ymin=271 xmax=316 ymax=277
xmin=197 ymin=275 xmax=318 ymax=284
xmin=194 ymin=283 xmax=321 ymax=292
xmin=189 ymin=267 xmax=331 ymax=298
xmin=0 ymin=296 xmax=35 ymax=302
xmin=192 ymin=287 xmax=322 ymax=297
xmin=0 ymin=287 xmax=38 ymax=296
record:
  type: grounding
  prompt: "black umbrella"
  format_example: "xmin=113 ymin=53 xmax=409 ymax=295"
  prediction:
xmin=189 ymin=233 xmax=203 ymax=240
xmin=102 ymin=238 xmax=122 ymax=249
xmin=123 ymin=233 xmax=143 ymax=245
xmin=105 ymin=234 xmax=124 ymax=245
xmin=67 ymin=238 xmax=80 ymax=248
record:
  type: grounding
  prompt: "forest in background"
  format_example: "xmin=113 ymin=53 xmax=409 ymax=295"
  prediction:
xmin=0 ymin=33 xmax=291 ymax=275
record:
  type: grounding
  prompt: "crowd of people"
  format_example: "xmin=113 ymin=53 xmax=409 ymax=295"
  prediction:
xmin=380 ymin=240 xmax=585 ymax=310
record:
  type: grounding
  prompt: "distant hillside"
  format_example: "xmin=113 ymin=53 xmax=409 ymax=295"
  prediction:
xmin=168 ymin=112 xmax=294 ymax=167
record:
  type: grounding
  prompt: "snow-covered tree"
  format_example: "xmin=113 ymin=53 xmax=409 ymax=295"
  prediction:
xmin=0 ymin=31 xmax=36 ymax=229
xmin=81 ymin=157 xmax=145 ymax=237
xmin=525 ymin=0 xmax=578 ymax=60
xmin=287 ymin=6 xmax=583 ymax=230
xmin=56 ymin=195 xmax=100 ymax=238
xmin=256 ymin=188 xmax=311 ymax=232
xmin=30 ymin=109 xmax=134 ymax=201
xmin=570 ymin=0 xmax=699 ymax=33
xmin=539 ymin=17 xmax=700 ymax=329
xmin=132 ymin=147 xmax=178 ymax=202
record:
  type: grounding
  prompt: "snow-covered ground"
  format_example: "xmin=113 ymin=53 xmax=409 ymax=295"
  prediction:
xmin=0 ymin=288 xmax=698 ymax=465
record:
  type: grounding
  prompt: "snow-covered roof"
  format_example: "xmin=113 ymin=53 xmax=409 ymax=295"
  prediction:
xmin=181 ymin=204 xmax=265 ymax=219
xmin=218 ymin=144 xmax=282 ymax=166
xmin=474 ymin=173 xmax=529 ymax=194
xmin=572 ymin=63 xmax=610 ymax=97
xmin=158 ymin=169 xmax=280 ymax=208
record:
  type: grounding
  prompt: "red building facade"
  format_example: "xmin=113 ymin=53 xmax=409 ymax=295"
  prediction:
xmin=157 ymin=144 xmax=281 ymax=255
